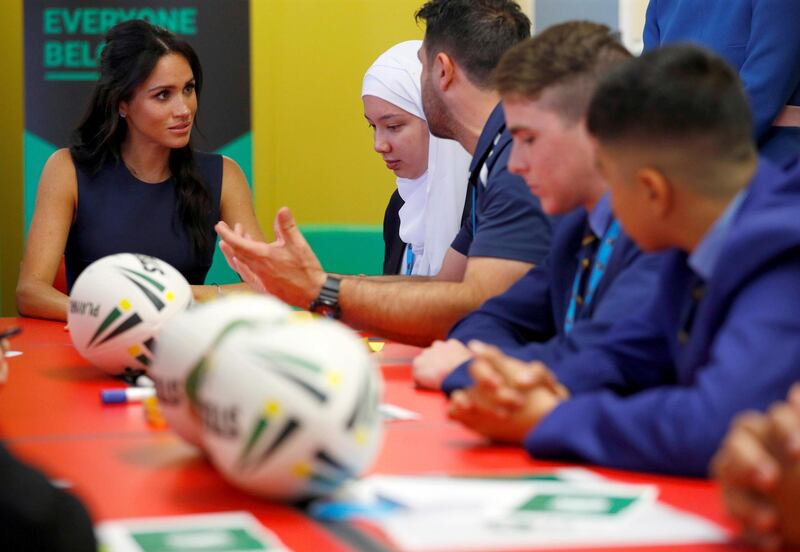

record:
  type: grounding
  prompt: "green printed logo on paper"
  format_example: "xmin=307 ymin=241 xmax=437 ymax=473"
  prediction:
xmin=132 ymin=528 xmax=274 ymax=551
xmin=517 ymin=493 xmax=638 ymax=516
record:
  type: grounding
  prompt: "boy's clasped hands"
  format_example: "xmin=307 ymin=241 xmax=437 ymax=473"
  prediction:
xmin=448 ymin=342 xmax=569 ymax=444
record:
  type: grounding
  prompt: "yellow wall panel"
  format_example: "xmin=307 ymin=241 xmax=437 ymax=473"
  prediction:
xmin=251 ymin=0 xmax=424 ymax=231
xmin=0 ymin=0 xmax=24 ymax=316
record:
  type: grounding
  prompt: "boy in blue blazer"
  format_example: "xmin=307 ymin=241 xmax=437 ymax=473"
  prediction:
xmin=413 ymin=22 xmax=663 ymax=391
xmin=449 ymin=44 xmax=800 ymax=477
xmin=644 ymin=0 xmax=800 ymax=165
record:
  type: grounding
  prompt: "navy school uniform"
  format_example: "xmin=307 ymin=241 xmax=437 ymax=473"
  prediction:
xmin=644 ymin=0 xmax=800 ymax=165
xmin=441 ymin=193 xmax=663 ymax=394
xmin=450 ymin=103 xmax=552 ymax=265
xmin=528 ymin=158 xmax=800 ymax=477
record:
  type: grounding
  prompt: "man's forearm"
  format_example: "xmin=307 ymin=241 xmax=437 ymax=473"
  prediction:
xmin=349 ymin=274 xmax=434 ymax=283
xmin=338 ymin=278 xmax=483 ymax=346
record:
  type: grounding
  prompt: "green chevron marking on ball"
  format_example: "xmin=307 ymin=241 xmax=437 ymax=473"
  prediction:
xmin=248 ymin=350 xmax=330 ymax=402
xmin=238 ymin=417 xmax=269 ymax=469
xmin=256 ymin=350 xmax=323 ymax=374
xmin=118 ymin=266 xmax=166 ymax=292
xmin=142 ymin=337 xmax=156 ymax=354
xmin=346 ymin=370 xmax=374 ymax=430
xmin=315 ymin=449 xmax=354 ymax=479
xmin=251 ymin=417 xmax=300 ymax=469
xmin=185 ymin=355 xmax=210 ymax=407
xmin=122 ymin=274 xmax=165 ymax=311
xmin=86 ymin=298 xmax=142 ymax=349
xmin=237 ymin=399 xmax=281 ymax=469
xmin=87 ymin=305 xmax=123 ymax=347
xmin=269 ymin=367 xmax=328 ymax=403
xmin=95 ymin=313 xmax=143 ymax=347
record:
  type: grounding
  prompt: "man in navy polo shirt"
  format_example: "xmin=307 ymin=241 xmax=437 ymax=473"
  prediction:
xmin=216 ymin=0 xmax=551 ymax=346
xmin=413 ymin=22 xmax=664 ymax=391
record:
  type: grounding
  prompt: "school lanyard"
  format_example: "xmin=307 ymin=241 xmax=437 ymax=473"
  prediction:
xmin=472 ymin=184 xmax=477 ymax=235
xmin=563 ymin=219 xmax=621 ymax=334
xmin=405 ymin=245 xmax=415 ymax=276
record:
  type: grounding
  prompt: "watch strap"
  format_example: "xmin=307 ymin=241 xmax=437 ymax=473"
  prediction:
xmin=309 ymin=275 xmax=342 ymax=318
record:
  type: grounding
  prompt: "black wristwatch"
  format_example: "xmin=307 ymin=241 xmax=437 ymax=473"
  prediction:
xmin=309 ymin=275 xmax=342 ymax=319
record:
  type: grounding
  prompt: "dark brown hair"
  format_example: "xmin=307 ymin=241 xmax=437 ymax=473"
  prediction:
xmin=70 ymin=19 xmax=212 ymax=256
xmin=415 ymin=0 xmax=530 ymax=89
xmin=588 ymin=44 xmax=755 ymax=161
xmin=494 ymin=21 xmax=630 ymax=121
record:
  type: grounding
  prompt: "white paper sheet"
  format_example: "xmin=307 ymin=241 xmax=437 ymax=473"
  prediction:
xmin=315 ymin=471 xmax=729 ymax=551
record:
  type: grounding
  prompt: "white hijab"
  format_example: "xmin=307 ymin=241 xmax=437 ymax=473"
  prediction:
xmin=361 ymin=40 xmax=471 ymax=276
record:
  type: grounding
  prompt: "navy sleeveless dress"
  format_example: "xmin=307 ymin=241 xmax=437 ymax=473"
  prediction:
xmin=64 ymin=152 xmax=223 ymax=291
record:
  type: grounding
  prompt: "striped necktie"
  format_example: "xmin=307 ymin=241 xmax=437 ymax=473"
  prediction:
xmin=678 ymin=273 xmax=706 ymax=345
xmin=573 ymin=228 xmax=599 ymax=313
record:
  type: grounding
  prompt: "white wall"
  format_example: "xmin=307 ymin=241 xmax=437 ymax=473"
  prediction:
xmin=531 ymin=0 xmax=648 ymax=54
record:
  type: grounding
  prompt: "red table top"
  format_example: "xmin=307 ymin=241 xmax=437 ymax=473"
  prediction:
xmin=0 ymin=318 xmax=753 ymax=552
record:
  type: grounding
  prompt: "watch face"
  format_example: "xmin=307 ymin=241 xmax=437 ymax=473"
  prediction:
xmin=310 ymin=299 xmax=341 ymax=319
xmin=315 ymin=304 xmax=341 ymax=319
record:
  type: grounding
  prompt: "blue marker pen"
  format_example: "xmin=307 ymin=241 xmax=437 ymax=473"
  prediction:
xmin=101 ymin=387 xmax=156 ymax=404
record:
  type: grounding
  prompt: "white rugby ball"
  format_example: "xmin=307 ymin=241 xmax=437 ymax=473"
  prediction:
xmin=199 ymin=316 xmax=383 ymax=500
xmin=68 ymin=253 xmax=192 ymax=376
xmin=149 ymin=293 xmax=292 ymax=447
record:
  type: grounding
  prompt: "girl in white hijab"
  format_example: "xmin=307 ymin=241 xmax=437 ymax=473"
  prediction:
xmin=362 ymin=40 xmax=471 ymax=276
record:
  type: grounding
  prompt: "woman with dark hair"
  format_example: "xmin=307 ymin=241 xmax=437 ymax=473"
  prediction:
xmin=16 ymin=20 xmax=262 ymax=321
